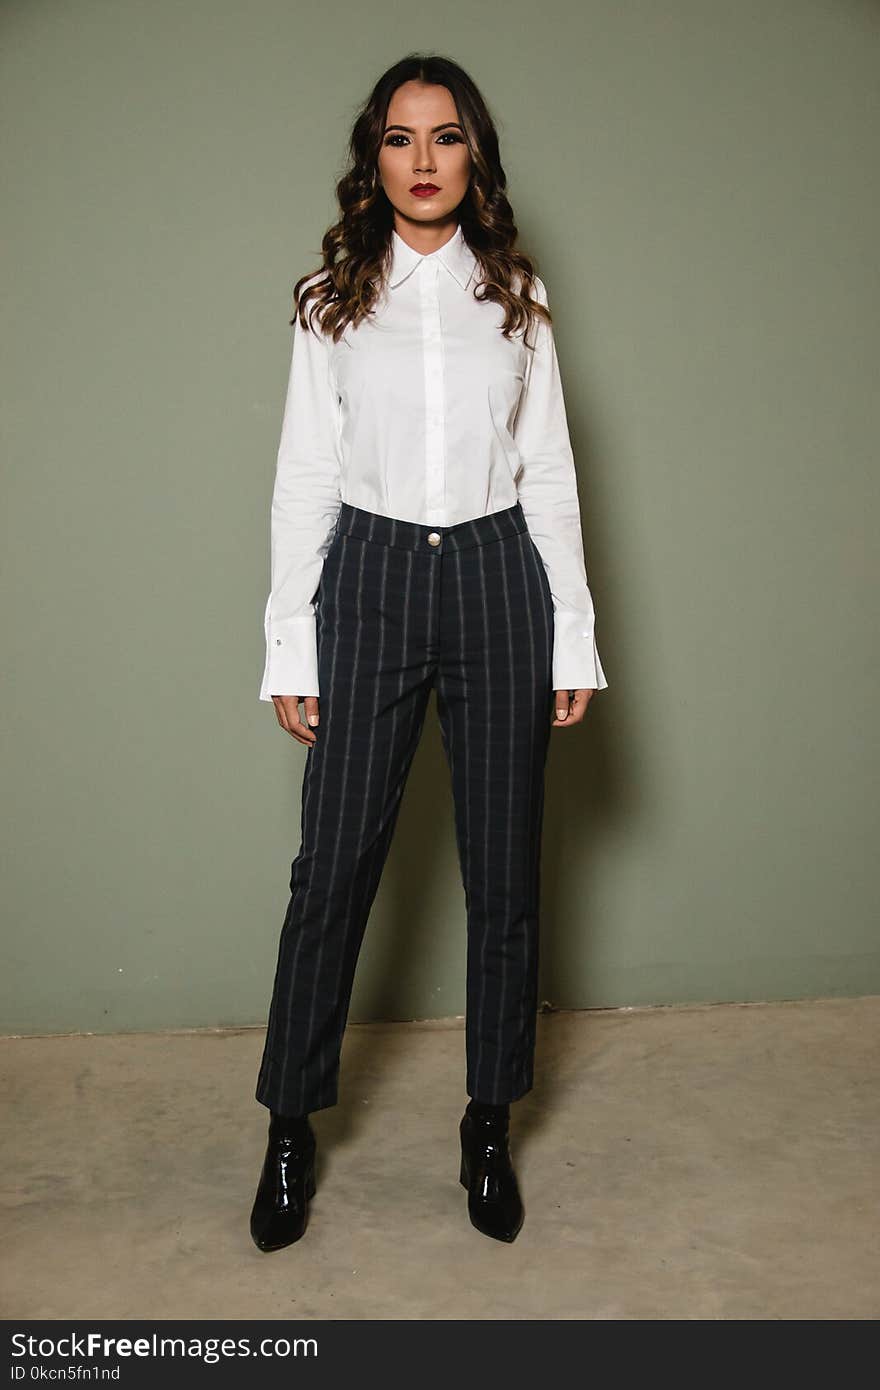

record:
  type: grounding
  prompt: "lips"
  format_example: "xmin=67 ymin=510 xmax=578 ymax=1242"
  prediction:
xmin=410 ymin=184 xmax=440 ymax=196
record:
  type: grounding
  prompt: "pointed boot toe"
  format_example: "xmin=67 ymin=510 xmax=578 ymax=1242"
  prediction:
xmin=459 ymin=1108 xmax=524 ymax=1243
xmin=249 ymin=1116 xmax=317 ymax=1252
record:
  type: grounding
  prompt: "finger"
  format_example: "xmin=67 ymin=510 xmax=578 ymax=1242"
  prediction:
xmin=272 ymin=694 xmax=294 ymax=734
xmin=287 ymin=694 xmax=318 ymax=746
xmin=273 ymin=695 xmax=316 ymax=746
xmin=552 ymin=689 xmax=573 ymax=725
xmin=302 ymin=695 xmax=320 ymax=730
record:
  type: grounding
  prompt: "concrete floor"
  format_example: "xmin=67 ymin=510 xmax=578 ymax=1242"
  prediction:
xmin=2 ymin=995 xmax=878 ymax=1320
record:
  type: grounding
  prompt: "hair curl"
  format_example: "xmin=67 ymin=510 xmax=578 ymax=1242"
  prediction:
xmin=289 ymin=53 xmax=552 ymax=350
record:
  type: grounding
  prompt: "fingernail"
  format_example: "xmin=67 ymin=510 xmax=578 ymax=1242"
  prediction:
xmin=556 ymin=707 xmax=568 ymax=719
xmin=308 ymin=715 xmax=319 ymax=726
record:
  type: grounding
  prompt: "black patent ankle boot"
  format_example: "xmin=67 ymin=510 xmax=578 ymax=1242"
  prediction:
xmin=250 ymin=1111 xmax=317 ymax=1252
xmin=459 ymin=1101 xmax=524 ymax=1243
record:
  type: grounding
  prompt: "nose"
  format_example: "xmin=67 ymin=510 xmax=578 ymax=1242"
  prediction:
xmin=413 ymin=144 xmax=436 ymax=175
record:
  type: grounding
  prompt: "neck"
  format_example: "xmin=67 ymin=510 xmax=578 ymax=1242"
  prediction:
xmin=392 ymin=216 xmax=459 ymax=256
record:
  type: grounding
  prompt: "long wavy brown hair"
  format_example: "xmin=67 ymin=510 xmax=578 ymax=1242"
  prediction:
xmin=290 ymin=53 xmax=553 ymax=349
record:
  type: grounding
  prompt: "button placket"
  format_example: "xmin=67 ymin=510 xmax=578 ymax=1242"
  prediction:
xmin=419 ymin=255 xmax=446 ymax=520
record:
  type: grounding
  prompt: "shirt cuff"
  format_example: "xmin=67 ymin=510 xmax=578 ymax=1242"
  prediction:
xmin=259 ymin=612 xmax=320 ymax=700
xmin=551 ymin=610 xmax=609 ymax=692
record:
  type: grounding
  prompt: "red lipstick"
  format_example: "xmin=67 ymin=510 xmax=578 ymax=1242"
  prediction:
xmin=410 ymin=183 xmax=440 ymax=197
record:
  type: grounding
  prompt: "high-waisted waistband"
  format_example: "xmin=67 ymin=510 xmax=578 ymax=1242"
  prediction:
xmin=332 ymin=501 xmax=528 ymax=554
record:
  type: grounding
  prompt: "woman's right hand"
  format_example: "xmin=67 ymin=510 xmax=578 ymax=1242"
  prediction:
xmin=271 ymin=696 xmax=320 ymax=747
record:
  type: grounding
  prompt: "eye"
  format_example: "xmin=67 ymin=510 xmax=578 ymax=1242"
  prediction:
xmin=382 ymin=132 xmax=464 ymax=147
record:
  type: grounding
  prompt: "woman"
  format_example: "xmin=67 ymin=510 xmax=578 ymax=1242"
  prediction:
xmin=250 ymin=53 xmax=608 ymax=1253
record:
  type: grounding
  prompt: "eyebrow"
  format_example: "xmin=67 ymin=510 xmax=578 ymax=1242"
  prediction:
xmin=383 ymin=122 xmax=464 ymax=134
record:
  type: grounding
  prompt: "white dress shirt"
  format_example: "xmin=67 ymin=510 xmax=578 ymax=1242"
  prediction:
xmin=259 ymin=222 xmax=608 ymax=699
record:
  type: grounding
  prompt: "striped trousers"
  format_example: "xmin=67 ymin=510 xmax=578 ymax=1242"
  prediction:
xmin=255 ymin=499 xmax=554 ymax=1116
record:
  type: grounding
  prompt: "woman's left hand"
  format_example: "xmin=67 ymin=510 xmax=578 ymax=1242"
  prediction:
xmin=551 ymin=689 xmax=595 ymax=727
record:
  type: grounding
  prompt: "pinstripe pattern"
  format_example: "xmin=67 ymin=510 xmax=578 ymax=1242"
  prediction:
xmin=256 ymin=499 xmax=554 ymax=1115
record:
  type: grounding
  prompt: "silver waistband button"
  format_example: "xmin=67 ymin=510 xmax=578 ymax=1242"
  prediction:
xmin=427 ymin=531 xmax=441 ymax=546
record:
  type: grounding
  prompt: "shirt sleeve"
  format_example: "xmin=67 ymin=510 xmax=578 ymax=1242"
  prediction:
xmin=259 ymin=277 xmax=343 ymax=701
xmin=512 ymin=275 xmax=608 ymax=693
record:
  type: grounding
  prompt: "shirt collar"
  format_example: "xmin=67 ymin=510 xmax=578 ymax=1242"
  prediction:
xmin=386 ymin=223 xmax=477 ymax=291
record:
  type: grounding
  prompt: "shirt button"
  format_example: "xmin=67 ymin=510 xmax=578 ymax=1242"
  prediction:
xmin=275 ymin=638 xmax=282 ymax=645
xmin=427 ymin=532 xmax=441 ymax=546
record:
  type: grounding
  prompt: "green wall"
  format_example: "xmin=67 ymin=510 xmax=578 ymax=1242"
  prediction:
xmin=2 ymin=0 xmax=878 ymax=1035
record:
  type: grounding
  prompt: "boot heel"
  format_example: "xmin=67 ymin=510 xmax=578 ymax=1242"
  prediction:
xmin=459 ymin=1149 xmax=469 ymax=1188
xmin=305 ymin=1166 xmax=316 ymax=1200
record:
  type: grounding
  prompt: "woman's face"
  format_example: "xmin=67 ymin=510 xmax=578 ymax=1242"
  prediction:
xmin=377 ymin=80 xmax=472 ymax=232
